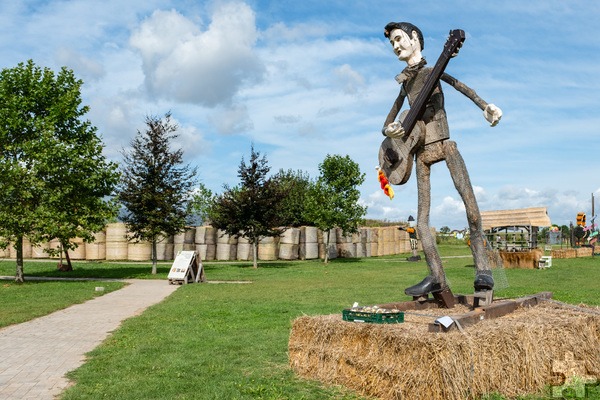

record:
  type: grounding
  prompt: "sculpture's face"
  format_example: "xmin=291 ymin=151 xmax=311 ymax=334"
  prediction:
xmin=389 ymin=28 xmax=420 ymax=63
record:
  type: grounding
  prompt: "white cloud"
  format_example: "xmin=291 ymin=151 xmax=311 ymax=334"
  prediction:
xmin=129 ymin=3 xmax=265 ymax=106
xmin=334 ymin=64 xmax=365 ymax=95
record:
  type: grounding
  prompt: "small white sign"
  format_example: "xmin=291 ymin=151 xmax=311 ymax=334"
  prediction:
xmin=168 ymin=251 xmax=197 ymax=281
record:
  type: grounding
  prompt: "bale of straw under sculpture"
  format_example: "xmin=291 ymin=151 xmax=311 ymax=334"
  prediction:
xmin=289 ymin=302 xmax=600 ymax=400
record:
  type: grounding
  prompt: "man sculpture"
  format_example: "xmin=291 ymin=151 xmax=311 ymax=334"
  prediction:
xmin=381 ymin=22 xmax=502 ymax=298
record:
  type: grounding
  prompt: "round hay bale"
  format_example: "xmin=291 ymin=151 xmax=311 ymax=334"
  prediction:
xmin=370 ymin=242 xmax=378 ymax=257
xmin=217 ymin=230 xmax=238 ymax=244
xmin=128 ymin=241 xmax=152 ymax=261
xmin=85 ymin=231 xmax=106 ymax=260
xmin=216 ymin=243 xmax=236 ymax=260
xmin=183 ymin=227 xmax=196 ymax=244
xmin=196 ymin=244 xmax=216 ymax=261
xmin=105 ymin=222 xmax=127 ymax=242
xmin=337 ymin=242 xmax=355 ymax=258
xmin=289 ymin=302 xmax=600 ymax=400
xmin=237 ymin=235 xmax=250 ymax=244
xmin=258 ymin=242 xmax=278 ymax=260
xmin=301 ymin=226 xmax=318 ymax=243
xmin=68 ymin=238 xmax=86 ymax=260
xmin=279 ymin=243 xmax=299 ymax=260
xmin=355 ymin=242 xmax=367 ymax=258
xmin=173 ymin=231 xmax=185 ymax=245
xmin=259 ymin=235 xmax=277 ymax=244
xmin=32 ymin=242 xmax=50 ymax=259
xmin=281 ymin=228 xmax=300 ymax=245
xmin=204 ymin=227 xmax=217 ymax=244
xmin=300 ymin=242 xmax=319 ymax=260
xmin=156 ymin=243 xmax=174 ymax=260
xmin=195 ymin=226 xmax=206 ymax=244
xmin=319 ymin=243 xmax=338 ymax=260
xmin=237 ymin=242 xmax=252 ymax=260
xmin=105 ymin=242 xmax=128 ymax=260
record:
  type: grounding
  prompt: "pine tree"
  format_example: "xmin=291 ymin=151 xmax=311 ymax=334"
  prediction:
xmin=208 ymin=145 xmax=286 ymax=268
xmin=118 ymin=112 xmax=197 ymax=274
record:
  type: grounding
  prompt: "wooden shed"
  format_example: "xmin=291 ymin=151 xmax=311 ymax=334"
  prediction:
xmin=481 ymin=207 xmax=551 ymax=250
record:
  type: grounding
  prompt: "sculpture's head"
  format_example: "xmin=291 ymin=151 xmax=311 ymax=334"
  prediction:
xmin=384 ymin=22 xmax=423 ymax=65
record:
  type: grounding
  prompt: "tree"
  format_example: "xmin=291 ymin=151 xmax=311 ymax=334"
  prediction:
xmin=271 ymin=168 xmax=312 ymax=227
xmin=0 ymin=60 xmax=119 ymax=282
xmin=117 ymin=112 xmax=197 ymax=274
xmin=187 ymin=183 xmax=215 ymax=225
xmin=208 ymin=146 xmax=286 ymax=268
xmin=304 ymin=154 xmax=367 ymax=263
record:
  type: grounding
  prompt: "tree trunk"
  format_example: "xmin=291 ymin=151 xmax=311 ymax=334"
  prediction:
xmin=15 ymin=235 xmax=24 ymax=283
xmin=65 ymin=247 xmax=73 ymax=271
xmin=151 ymin=238 xmax=158 ymax=275
xmin=324 ymin=230 xmax=330 ymax=264
xmin=252 ymin=241 xmax=258 ymax=269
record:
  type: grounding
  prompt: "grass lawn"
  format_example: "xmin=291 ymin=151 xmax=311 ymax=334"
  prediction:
xmin=1 ymin=246 xmax=598 ymax=399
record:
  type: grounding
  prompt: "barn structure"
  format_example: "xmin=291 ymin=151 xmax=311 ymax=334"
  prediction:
xmin=481 ymin=207 xmax=552 ymax=251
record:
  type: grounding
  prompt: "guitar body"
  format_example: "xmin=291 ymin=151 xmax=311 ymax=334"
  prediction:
xmin=379 ymin=110 xmax=425 ymax=185
xmin=378 ymin=29 xmax=465 ymax=186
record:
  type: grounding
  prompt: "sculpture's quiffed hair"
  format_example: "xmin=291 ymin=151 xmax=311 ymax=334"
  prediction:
xmin=384 ymin=22 xmax=424 ymax=50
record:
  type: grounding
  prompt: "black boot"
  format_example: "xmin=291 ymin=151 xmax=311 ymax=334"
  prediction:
xmin=474 ymin=271 xmax=494 ymax=291
xmin=404 ymin=275 xmax=444 ymax=297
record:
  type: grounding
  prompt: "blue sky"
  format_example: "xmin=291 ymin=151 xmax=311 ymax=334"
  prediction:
xmin=2 ymin=0 xmax=599 ymax=229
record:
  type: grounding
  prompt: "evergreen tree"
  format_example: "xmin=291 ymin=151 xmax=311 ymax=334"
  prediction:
xmin=117 ymin=112 xmax=197 ymax=274
xmin=208 ymin=146 xmax=286 ymax=268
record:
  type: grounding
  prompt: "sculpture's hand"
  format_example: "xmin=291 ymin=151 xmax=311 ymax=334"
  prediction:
xmin=382 ymin=121 xmax=405 ymax=139
xmin=484 ymin=104 xmax=502 ymax=127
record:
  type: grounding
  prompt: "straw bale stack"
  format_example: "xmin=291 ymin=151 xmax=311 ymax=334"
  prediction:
xmin=318 ymin=229 xmax=337 ymax=260
xmin=195 ymin=226 xmax=216 ymax=261
xmin=299 ymin=226 xmax=319 ymax=260
xmin=551 ymin=249 xmax=577 ymax=259
xmin=499 ymin=248 xmax=543 ymax=269
xmin=105 ymin=222 xmax=128 ymax=260
xmin=174 ymin=227 xmax=196 ymax=254
xmin=258 ymin=235 xmax=278 ymax=260
xmin=289 ymin=302 xmax=600 ymax=400
xmin=155 ymin=235 xmax=174 ymax=261
xmin=85 ymin=231 xmax=106 ymax=260
xmin=69 ymin=237 xmax=86 ymax=260
xmin=280 ymin=228 xmax=300 ymax=260
xmin=576 ymin=247 xmax=593 ymax=257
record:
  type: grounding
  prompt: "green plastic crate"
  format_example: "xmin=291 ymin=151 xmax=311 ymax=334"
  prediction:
xmin=342 ymin=308 xmax=404 ymax=324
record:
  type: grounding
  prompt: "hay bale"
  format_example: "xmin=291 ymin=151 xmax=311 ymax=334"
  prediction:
xmin=576 ymin=247 xmax=593 ymax=257
xmin=551 ymin=249 xmax=577 ymax=259
xmin=499 ymin=249 xmax=542 ymax=269
xmin=289 ymin=302 xmax=600 ymax=400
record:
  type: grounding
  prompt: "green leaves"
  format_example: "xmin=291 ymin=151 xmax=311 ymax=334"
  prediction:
xmin=0 ymin=60 xmax=119 ymax=280
xmin=117 ymin=113 xmax=197 ymax=272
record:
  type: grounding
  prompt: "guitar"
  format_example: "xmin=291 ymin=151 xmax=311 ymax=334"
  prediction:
xmin=379 ymin=29 xmax=466 ymax=185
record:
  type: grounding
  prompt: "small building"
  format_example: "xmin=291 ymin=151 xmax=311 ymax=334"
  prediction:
xmin=481 ymin=207 xmax=551 ymax=251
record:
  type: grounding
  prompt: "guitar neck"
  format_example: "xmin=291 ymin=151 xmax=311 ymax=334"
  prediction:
xmin=401 ymin=29 xmax=464 ymax=134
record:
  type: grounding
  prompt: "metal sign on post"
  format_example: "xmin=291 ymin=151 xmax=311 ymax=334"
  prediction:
xmin=168 ymin=250 xmax=206 ymax=284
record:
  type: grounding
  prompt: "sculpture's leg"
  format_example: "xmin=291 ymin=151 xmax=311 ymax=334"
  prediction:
xmin=404 ymin=153 xmax=446 ymax=297
xmin=444 ymin=140 xmax=493 ymax=290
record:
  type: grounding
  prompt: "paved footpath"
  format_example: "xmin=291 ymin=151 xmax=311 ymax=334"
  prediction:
xmin=0 ymin=279 xmax=179 ymax=400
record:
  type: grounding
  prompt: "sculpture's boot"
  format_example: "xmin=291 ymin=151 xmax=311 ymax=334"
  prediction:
xmin=474 ymin=270 xmax=494 ymax=291
xmin=404 ymin=275 xmax=444 ymax=297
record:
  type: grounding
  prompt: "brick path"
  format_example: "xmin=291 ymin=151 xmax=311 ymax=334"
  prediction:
xmin=0 ymin=279 xmax=179 ymax=399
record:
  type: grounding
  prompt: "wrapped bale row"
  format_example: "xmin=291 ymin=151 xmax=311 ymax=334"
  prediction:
xmin=0 ymin=224 xmax=430 ymax=262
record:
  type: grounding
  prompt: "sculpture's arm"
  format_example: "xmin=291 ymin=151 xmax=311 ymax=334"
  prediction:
xmin=441 ymin=72 xmax=502 ymax=126
xmin=381 ymin=89 xmax=407 ymax=138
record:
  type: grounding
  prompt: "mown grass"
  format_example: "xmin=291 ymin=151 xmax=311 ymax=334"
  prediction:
xmin=1 ymin=246 xmax=598 ymax=399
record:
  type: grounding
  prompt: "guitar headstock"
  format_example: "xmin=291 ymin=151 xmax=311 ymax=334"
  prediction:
xmin=446 ymin=29 xmax=466 ymax=58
